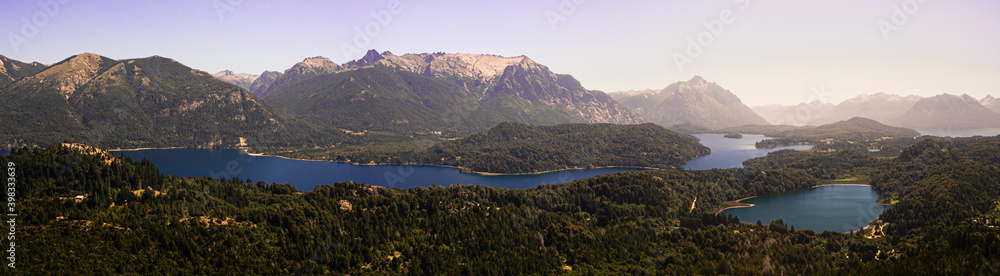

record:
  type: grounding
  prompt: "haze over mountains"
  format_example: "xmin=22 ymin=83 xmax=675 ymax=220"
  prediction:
xmin=609 ymin=76 xmax=770 ymax=129
xmin=982 ymin=95 xmax=1000 ymax=114
xmin=752 ymin=92 xmax=1000 ymax=130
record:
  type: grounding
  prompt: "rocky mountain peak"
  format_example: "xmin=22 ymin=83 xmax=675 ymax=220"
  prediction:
xmin=291 ymin=56 xmax=341 ymax=73
xmin=212 ymin=70 xmax=259 ymax=91
xmin=981 ymin=95 xmax=1000 ymax=114
xmin=343 ymin=49 xmax=385 ymax=68
xmin=378 ymin=52 xmax=528 ymax=82
xmin=248 ymin=70 xmax=282 ymax=97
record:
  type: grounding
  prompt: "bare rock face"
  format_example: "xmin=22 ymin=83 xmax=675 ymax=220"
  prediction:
xmin=13 ymin=53 xmax=109 ymax=99
xmin=258 ymin=49 xmax=643 ymax=127
xmin=482 ymin=58 xmax=642 ymax=124
xmin=212 ymin=70 xmax=259 ymax=91
xmin=611 ymin=76 xmax=770 ymax=129
xmin=377 ymin=51 xmax=527 ymax=86
xmin=371 ymin=51 xmax=641 ymax=124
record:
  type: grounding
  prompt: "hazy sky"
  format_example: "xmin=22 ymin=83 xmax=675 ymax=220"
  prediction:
xmin=2 ymin=0 xmax=998 ymax=106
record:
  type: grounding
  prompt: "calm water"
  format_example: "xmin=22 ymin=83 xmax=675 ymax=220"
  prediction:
xmin=681 ymin=134 xmax=812 ymax=170
xmin=116 ymin=147 xmax=643 ymax=191
xmin=722 ymin=185 xmax=889 ymax=232
xmin=113 ymin=134 xmax=811 ymax=191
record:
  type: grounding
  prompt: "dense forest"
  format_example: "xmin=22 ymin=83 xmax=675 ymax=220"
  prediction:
xmin=751 ymin=117 xmax=921 ymax=154
xmin=417 ymin=122 xmax=710 ymax=173
xmin=4 ymin=137 xmax=998 ymax=274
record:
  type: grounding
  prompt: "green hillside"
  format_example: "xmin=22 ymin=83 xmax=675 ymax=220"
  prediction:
xmin=0 ymin=53 xmax=338 ymax=149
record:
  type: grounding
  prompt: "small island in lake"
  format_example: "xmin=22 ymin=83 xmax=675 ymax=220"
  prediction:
xmin=724 ymin=133 xmax=744 ymax=139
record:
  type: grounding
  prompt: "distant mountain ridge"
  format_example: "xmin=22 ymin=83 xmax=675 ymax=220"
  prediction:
xmin=979 ymin=95 xmax=1000 ymax=114
xmin=894 ymin=94 xmax=1000 ymax=129
xmin=212 ymin=70 xmax=258 ymax=91
xmin=753 ymin=92 xmax=1000 ymax=130
xmin=752 ymin=101 xmax=835 ymax=126
xmin=610 ymin=76 xmax=770 ymax=129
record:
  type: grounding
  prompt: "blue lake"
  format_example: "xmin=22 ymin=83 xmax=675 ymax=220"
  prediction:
xmin=682 ymin=134 xmax=812 ymax=170
xmin=112 ymin=134 xmax=809 ymax=191
xmin=722 ymin=185 xmax=890 ymax=232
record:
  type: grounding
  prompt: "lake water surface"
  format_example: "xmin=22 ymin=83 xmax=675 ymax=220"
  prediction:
xmin=721 ymin=185 xmax=889 ymax=232
xmin=113 ymin=134 xmax=809 ymax=191
xmin=682 ymin=134 xmax=812 ymax=170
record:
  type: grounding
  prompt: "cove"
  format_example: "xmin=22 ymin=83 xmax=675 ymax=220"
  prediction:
xmin=721 ymin=185 xmax=890 ymax=232
xmin=112 ymin=134 xmax=811 ymax=191
xmin=682 ymin=134 xmax=812 ymax=170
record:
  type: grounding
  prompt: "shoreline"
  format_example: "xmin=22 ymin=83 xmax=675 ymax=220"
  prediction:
xmin=715 ymin=183 xmax=880 ymax=215
xmin=106 ymin=146 xmax=187 ymax=151
xmin=110 ymin=146 xmax=661 ymax=176
xmin=812 ymin=183 xmax=871 ymax=188
xmin=715 ymin=196 xmax=758 ymax=215
xmin=244 ymin=149 xmax=658 ymax=176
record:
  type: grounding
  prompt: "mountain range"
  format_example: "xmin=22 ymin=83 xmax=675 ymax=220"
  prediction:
xmin=609 ymin=76 xmax=770 ymax=129
xmin=0 ymin=53 xmax=333 ymax=149
xmin=231 ymin=50 xmax=642 ymax=136
xmin=6 ymin=50 xmax=995 ymax=150
xmin=0 ymin=51 xmax=645 ymax=149
xmin=751 ymin=92 xmax=1000 ymax=130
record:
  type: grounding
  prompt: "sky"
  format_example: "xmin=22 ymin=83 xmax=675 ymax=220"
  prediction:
xmin=1 ymin=0 xmax=998 ymax=106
